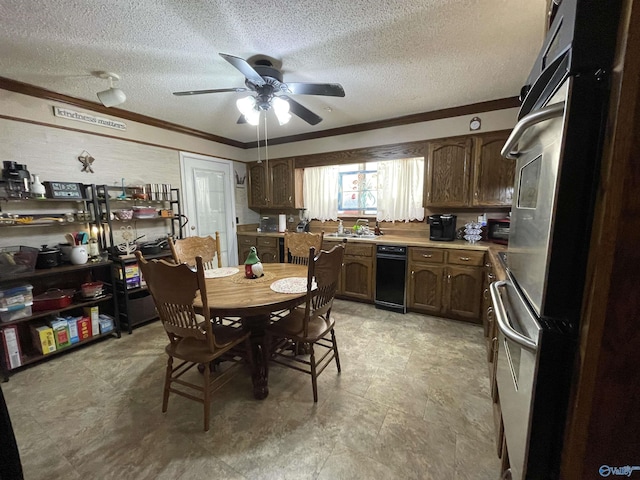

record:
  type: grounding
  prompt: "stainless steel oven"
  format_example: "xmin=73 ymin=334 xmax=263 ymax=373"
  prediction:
xmin=493 ymin=1 xmax=622 ymax=478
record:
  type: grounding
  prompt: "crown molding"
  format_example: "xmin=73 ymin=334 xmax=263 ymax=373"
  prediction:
xmin=1 ymin=76 xmax=519 ymax=149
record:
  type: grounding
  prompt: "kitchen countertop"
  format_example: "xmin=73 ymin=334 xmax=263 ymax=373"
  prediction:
xmin=239 ymin=229 xmax=507 ymax=262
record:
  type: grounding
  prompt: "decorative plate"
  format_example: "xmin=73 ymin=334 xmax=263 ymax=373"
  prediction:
xmin=270 ymin=277 xmax=317 ymax=294
xmin=204 ymin=267 xmax=239 ymax=278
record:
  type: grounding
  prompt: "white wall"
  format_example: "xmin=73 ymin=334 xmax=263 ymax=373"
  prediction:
xmin=0 ymin=90 xmax=259 ymax=248
xmin=249 ymin=108 xmax=519 ymax=159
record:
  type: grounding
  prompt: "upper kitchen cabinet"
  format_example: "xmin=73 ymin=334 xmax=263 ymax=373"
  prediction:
xmin=471 ymin=132 xmax=513 ymax=207
xmin=424 ymin=137 xmax=473 ymax=208
xmin=247 ymin=158 xmax=296 ymax=209
xmin=424 ymin=131 xmax=514 ymax=209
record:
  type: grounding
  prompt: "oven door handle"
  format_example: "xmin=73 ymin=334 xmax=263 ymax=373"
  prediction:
xmin=501 ymin=102 xmax=565 ymax=159
xmin=490 ymin=280 xmax=538 ymax=351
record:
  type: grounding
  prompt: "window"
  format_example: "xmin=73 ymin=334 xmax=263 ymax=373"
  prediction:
xmin=338 ymin=163 xmax=378 ymax=215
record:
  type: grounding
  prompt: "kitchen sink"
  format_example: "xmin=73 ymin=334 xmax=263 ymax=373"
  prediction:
xmin=326 ymin=232 xmax=377 ymax=239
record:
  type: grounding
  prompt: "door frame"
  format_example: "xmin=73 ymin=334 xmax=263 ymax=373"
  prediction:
xmin=179 ymin=152 xmax=238 ymax=266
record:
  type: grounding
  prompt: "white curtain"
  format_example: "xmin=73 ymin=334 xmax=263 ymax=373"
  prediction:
xmin=303 ymin=165 xmax=339 ymax=221
xmin=376 ymin=157 xmax=425 ymax=222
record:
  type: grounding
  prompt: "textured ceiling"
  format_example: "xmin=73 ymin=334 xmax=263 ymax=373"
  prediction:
xmin=0 ymin=0 xmax=547 ymax=144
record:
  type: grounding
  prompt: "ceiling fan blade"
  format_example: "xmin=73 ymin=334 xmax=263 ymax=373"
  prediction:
xmin=284 ymin=82 xmax=345 ymax=97
xmin=173 ymin=87 xmax=248 ymax=96
xmin=220 ymin=53 xmax=265 ymax=86
xmin=280 ymin=96 xmax=323 ymax=125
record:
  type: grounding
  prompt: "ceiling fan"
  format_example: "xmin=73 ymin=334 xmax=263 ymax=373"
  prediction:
xmin=173 ymin=53 xmax=345 ymax=126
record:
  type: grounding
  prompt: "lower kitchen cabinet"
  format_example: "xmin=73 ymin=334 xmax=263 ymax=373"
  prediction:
xmin=256 ymin=236 xmax=280 ymax=263
xmin=407 ymin=247 xmax=484 ymax=323
xmin=408 ymin=263 xmax=444 ymax=314
xmin=237 ymin=234 xmax=280 ymax=263
xmin=324 ymin=241 xmax=375 ymax=302
xmin=444 ymin=264 xmax=484 ymax=322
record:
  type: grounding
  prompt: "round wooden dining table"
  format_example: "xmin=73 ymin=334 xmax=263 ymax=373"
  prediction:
xmin=193 ymin=263 xmax=309 ymax=399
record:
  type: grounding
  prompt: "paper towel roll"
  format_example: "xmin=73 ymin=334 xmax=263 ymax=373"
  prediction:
xmin=278 ymin=214 xmax=286 ymax=232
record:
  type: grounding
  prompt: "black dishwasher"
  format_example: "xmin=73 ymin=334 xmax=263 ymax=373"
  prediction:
xmin=375 ymin=245 xmax=407 ymax=313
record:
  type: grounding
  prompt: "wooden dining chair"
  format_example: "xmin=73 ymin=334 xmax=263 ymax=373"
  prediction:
xmin=169 ymin=233 xmax=222 ymax=269
xmin=283 ymin=231 xmax=324 ymax=265
xmin=135 ymin=251 xmax=252 ymax=431
xmin=265 ymin=239 xmax=346 ymax=402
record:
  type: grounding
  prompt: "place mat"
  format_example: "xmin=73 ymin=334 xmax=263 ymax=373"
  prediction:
xmin=204 ymin=267 xmax=239 ymax=278
xmin=270 ymin=277 xmax=317 ymax=294
xmin=229 ymin=270 xmax=276 ymax=284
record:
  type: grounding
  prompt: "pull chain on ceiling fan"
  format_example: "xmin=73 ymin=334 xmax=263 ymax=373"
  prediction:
xmin=173 ymin=53 xmax=345 ymax=126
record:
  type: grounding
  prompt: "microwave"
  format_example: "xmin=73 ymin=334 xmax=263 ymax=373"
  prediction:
xmin=487 ymin=218 xmax=510 ymax=244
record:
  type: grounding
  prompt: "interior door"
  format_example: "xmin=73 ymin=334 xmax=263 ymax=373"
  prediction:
xmin=180 ymin=153 xmax=237 ymax=266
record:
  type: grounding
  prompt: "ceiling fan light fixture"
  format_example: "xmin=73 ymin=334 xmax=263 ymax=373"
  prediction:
xmin=236 ymin=96 xmax=260 ymax=125
xmin=272 ymin=96 xmax=291 ymax=125
xmin=95 ymin=71 xmax=126 ymax=107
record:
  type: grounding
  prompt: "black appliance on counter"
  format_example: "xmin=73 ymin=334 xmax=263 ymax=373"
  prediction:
xmin=491 ymin=1 xmax=622 ymax=479
xmin=296 ymin=219 xmax=310 ymax=232
xmin=375 ymin=245 xmax=406 ymax=313
xmin=487 ymin=218 xmax=510 ymax=245
xmin=1 ymin=161 xmax=31 ymax=199
xmin=427 ymin=214 xmax=456 ymax=241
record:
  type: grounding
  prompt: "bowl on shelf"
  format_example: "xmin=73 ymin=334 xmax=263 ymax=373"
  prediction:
xmin=81 ymin=281 xmax=104 ymax=298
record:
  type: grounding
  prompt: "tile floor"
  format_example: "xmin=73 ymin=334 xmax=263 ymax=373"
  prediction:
xmin=2 ymin=300 xmax=500 ymax=480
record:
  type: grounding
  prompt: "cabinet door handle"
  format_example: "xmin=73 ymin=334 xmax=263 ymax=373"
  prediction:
xmin=483 ymin=288 xmax=489 ymax=300
xmin=447 ymin=273 xmax=451 ymax=282
xmin=422 ymin=254 xmax=432 ymax=258
xmin=288 ymin=196 xmax=292 ymax=202
xmin=459 ymin=256 xmax=470 ymax=261
xmin=411 ymin=270 xmax=414 ymax=279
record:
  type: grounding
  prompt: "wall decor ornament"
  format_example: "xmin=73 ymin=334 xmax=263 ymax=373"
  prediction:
xmin=78 ymin=150 xmax=95 ymax=173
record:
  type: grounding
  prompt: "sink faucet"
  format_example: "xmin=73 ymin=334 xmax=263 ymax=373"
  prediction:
xmin=355 ymin=218 xmax=369 ymax=235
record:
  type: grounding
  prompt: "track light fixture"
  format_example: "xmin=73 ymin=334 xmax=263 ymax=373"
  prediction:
xmin=95 ymin=71 xmax=126 ymax=107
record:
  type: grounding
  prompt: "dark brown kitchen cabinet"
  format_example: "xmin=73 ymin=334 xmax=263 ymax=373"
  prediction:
xmin=256 ymin=236 xmax=279 ymax=263
xmin=247 ymin=158 xmax=295 ymax=209
xmin=423 ymin=131 xmax=514 ymax=209
xmin=237 ymin=234 xmax=280 ymax=263
xmin=237 ymin=234 xmax=255 ymax=263
xmin=424 ymin=137 xmax=473 ymax=208
xmin=408 ymin=247 xmax=444 ymax=313
xmin=408 ymin=263 xmax=444 ymax=314
xmin=471 ymin=132 xmax=514 ymax=207
xmin=407 ymin=247 xmax=484 ymax=323
xmin=324 ymin=241 xmax=375 ymax=302
xmin=444 ymin=265 xmax=483 ymax=322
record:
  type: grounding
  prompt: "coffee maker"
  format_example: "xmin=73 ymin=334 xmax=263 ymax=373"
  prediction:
xmin=296 ymin=208 xmax=310 ymax=232
xmin=1 ymin=161 xmax=31 ymax=198
xmin=428 ymin=214 xmax=457 ymax=241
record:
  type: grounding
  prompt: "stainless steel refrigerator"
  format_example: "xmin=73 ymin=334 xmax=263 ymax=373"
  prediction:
xmin=491 ymin=1 xmax=623 ymax=478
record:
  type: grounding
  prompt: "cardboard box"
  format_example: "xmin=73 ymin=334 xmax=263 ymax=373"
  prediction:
xmin=49 ymin=318 xmax=70 ymax=349
xmin=32 ymin=325 xmax=56 ymax=355
xmin=77 ymin=316 xmax=92 ymax=340
xmin=98 ymin=314 xmax=114 ymax=334
xmin=65 ymin=316 xmax=80 ymax=344
xmin=84 ymin=306 xmax=99 ymax=338
xmin=118 ymin=263 xmax=140 ymax=289
xmin=1 ymin=325 xmax=22 ymax=369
